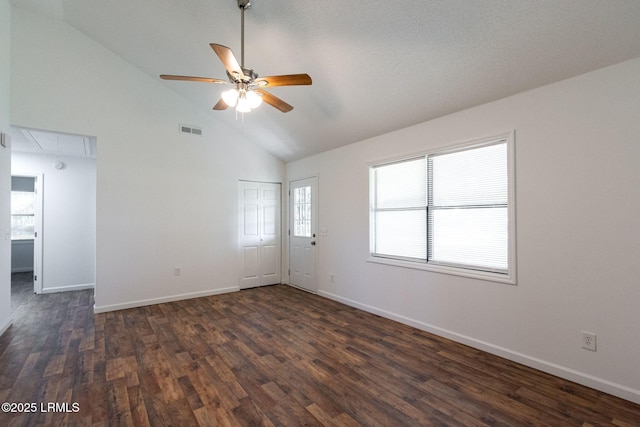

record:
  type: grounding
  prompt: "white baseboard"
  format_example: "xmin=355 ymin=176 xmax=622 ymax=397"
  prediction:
xmin=317 ymin=289 xmax=640 ymax=405
xmin=41 ymin=283 xmax=95 ymax=294
xmin=93 ymin=286 xmax=239 ymax=313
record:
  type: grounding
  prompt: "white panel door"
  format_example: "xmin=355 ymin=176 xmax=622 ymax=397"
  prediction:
xmin=238 ymin=181 xmax=281 ymax=289
xmin=289 ymin=177 xmax=317 ymax=292
xmin=259 ymin=185 xmax=280 ymax=284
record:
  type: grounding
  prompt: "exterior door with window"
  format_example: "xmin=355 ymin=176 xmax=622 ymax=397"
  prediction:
xmin=289 ymin=177 xmax=318 ymax=292
xmin=238 ymin=181 xmax=281 ymax=289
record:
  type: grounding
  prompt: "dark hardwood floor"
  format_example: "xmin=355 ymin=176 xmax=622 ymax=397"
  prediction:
xmin=1 ymin=274 xmax=639 ymax=426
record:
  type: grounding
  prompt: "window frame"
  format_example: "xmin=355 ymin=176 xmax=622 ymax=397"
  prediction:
xmin=367 ymin=131 xmax=517 ymax=285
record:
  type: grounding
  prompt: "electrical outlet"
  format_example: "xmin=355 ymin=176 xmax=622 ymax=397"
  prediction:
xmin=174 ymin=267 xmax=182 ymax=276
xmin=582 ymin=331 xmax=597 ymax=351
xmin=330 ymin=274 xmax=335 ymax=283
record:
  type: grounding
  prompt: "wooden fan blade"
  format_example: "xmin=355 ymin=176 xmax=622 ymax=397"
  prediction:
xmin=210 ymin=44 xmax=245 ymax=81
xmin=160 ymin=74 xmax=227 ymax=84
xmin=255 ymin=89 xmax=293 ymax=113
xmin=213 ymin=98 xmax=229 ymax=110
xmin=254 ymin=74 xmax=312 ymax=87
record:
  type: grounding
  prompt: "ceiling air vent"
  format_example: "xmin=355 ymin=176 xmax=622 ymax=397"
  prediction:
xmin=179 ymin=124 xmax=202 ymax=136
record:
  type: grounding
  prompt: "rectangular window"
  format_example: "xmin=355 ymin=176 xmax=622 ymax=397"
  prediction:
xmin=11 ymin=191 xmax=36 ymax=240
xmin=369 ymin=133 xmax=515 ymax=283
xmin=371 ymin=157 xmax=427 ymax=260
xmin=293 ymin=185 xmax=312 ymax=237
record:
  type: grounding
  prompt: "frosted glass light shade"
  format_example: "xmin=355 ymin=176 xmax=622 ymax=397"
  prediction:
xmin=221 ymin=88 xmax=261 ymax=112
xmin=221 ymin=89 xmax=239 ymax=107
xmin=236 ymin=95 xmax=251 ymax=112
xmin=246 ymin=90 xmax=263 ymax=109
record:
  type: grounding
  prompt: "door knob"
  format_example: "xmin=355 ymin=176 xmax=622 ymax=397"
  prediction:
xmin=310 ymin=241 xmax=316 ymax=246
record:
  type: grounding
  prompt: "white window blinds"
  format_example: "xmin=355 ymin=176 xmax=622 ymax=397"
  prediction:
xmin=428 ymin=142 xmax=508 ymax=272
xmin=370 ymin=137 xmax=512 ymax=277
xmin=371 ymin=157 xmax=426 ymax=260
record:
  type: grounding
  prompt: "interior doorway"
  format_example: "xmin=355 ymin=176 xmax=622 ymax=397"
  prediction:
xmin=10 ymin=126 xmax=96 ymax=298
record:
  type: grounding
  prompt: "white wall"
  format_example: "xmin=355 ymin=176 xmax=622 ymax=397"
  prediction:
xmin=12 ymin=152 xmax=96 ymax=291
xmin=286 ymin=57 xmax=640 ymax=403
xmin=10 ymin=7 xmax=285 ymax=311
xmin=0 ymin=0 xmax=12 ymax=336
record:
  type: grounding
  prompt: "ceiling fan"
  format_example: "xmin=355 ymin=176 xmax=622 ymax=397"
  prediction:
xmin=160 ymin=0 xmax=312 ymax=113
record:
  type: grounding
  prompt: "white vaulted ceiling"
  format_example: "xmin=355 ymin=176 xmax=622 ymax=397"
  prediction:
xmin=10 ymin=0 xmax=640 ymax=161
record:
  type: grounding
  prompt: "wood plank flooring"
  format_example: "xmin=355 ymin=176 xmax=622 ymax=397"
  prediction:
xmin=1 ymin=273 xmax=639 ymax=426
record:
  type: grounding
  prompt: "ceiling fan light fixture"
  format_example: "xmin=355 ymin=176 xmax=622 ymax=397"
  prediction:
xmin=221 ymin=88 xmax=239 ymax=107
xmin=236 ymin=93 xmax=252 ymax=113
xmin=223 ymin=86 xmax=262 ymax=112
xmin=246 ymin=90 xmax=263 ymax=109
xmin=236 ymin=90 xmax=262 ymax=112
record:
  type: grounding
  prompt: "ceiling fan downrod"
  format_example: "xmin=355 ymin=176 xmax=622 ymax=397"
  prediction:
xmin=237 ymin=0 xmax=251 ymax=68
